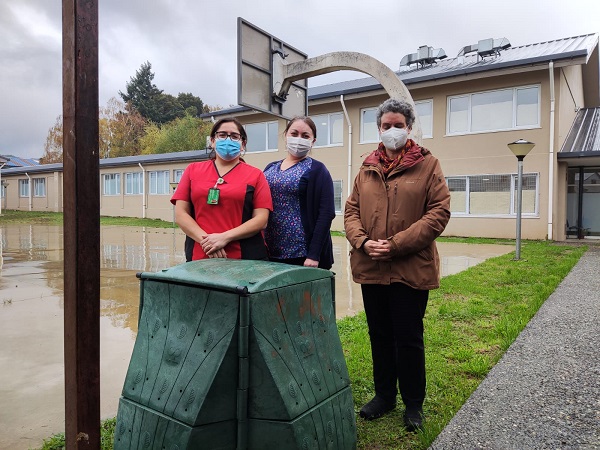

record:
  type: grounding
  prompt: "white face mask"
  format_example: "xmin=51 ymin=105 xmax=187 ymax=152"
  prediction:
xmin=286 ymin=136 xmax=313 ymax=157
xmin=380 ymin=127 xmax=409 ymax=150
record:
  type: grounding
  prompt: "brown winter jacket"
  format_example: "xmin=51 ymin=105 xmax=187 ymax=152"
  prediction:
xmin=344 ymin=142 xmax=451 ymax=290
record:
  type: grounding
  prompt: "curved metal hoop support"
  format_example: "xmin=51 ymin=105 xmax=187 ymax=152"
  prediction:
xmin=275 ymin=51 xmax=422 ymax=142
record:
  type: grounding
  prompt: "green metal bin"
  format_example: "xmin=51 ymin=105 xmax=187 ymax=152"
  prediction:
xmin=114 ymin=259 xmax=356 ymax=450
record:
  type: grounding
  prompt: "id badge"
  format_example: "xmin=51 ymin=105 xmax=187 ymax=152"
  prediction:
xmin=207 ymin=188 xmax=220 ymax=205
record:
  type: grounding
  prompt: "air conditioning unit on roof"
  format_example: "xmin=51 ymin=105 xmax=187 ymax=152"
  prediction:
xmin=400 ymin=45 xmax=447 ymax=69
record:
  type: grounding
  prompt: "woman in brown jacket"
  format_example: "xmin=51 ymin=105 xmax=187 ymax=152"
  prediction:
xmin=344 ymin=98 xmax=451 ymax=432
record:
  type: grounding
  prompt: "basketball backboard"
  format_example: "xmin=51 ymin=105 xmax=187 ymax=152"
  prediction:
xmin=237 ymin=17 xmax=308 ymax=120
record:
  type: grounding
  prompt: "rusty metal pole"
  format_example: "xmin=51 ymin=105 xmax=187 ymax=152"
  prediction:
xmin=62 ymin=0 xmax=100 ymax=448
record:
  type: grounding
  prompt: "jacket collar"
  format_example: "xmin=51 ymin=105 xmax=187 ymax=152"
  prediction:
xmin=363 ymin=140 xmax=428 ymax=173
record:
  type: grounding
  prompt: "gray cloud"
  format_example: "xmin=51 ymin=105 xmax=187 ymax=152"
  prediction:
xmin=1 ymin=0 xmax=599 ymax=158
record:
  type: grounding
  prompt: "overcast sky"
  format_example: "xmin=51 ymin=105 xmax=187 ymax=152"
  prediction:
xmin=1 ymin=0 xmax=599 ymax=159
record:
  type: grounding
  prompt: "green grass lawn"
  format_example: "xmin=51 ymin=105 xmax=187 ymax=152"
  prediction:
xmin=3 ymin=211 xmax=586 ymax=450
xmin=341 ymin=240 xmax=585 ymax=449
xmin=0 ymin=209 xmax=176 ymax=228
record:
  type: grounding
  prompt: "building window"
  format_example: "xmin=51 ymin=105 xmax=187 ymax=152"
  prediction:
xmin=333 ymin=180 xmax=343 ymax=213
xmin=33 ymin=178 xmax=46 ymax=197
xmin=19 ymin=179 xmax=30 ymax=197
xmin=125 ymin=172 xmax=143 ymax=195
xmin=447 ymin=85 xmax=540 ymax=135
xmin=511 ymin=174 xmax=538 ymax=215
xmin=415 ymin=100 xmax=433 ymax=138
xmin=516 ymin=86 xmax=540 ymax=127
xmin=360 ymin=108 xmax=378 ymax=143
xmin=447 ymin=177 xmax=468 ymax=214
xmin=245 ymin=121 xmax=278 ymax=153
xmin=448 ymin=96 xmax=469 ymax=134
xmin=173 ymin=169 xmax=184 ymax=183
xmin=103 ymin=173 xmax=121 ymax=196
xmin=447 ymin=173 xmax=538 ymax=216
xmin=313 ymin=113 xmax=343 ymax=147
xmin=149 ymin=170 xmax=169 ymax=195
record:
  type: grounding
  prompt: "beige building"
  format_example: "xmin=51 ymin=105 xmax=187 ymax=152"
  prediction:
xmin=0 ymin=151 xmax=211 ymax=222
xmin=2 ymin=33 xmax=599 ymax=240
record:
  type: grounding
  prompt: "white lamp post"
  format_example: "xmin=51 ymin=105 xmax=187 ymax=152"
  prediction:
xmin=507 ymin=139 xmax=535 ymax=260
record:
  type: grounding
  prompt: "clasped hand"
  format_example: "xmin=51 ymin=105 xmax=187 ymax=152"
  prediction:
xmin=363 ymin=239 xmax=392 ymax=261
xmin=200 ymin=233 xmax=229 ymax=258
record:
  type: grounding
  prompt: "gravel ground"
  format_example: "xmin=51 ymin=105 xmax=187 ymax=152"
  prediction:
xmin=430 ymin=247 xmax=600 ymax=450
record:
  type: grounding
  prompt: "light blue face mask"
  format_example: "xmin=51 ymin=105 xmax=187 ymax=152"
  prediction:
xmin=215 ymin=138 xmax=241 ymax=161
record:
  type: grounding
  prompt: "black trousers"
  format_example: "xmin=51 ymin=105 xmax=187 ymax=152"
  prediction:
xmin=361 ymin=283 xmax=429 ymax=411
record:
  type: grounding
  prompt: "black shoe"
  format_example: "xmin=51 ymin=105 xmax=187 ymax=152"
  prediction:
xmin=403 ymin=408 xmax=424 ymax=432
xmin=359 ymin=396 xmax=396 ymax=420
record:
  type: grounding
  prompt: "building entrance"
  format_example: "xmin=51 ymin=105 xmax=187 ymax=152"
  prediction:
xmin=567 ymin=167 xmax=600 ymax=238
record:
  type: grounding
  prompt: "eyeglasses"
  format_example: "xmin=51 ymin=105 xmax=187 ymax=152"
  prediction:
xmin=215 ymin=131 xmax=242 ymax=142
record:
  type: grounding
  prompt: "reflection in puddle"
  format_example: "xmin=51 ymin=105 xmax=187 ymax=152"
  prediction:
xmin=0 ymin=224 xmax=512 ymax=449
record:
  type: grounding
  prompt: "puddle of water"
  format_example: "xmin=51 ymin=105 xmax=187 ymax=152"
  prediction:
xmin=0 ymin=224 xmax=511 ymax=449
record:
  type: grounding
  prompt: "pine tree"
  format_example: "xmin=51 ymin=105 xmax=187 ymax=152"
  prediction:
xmin=119 ymin=62 xmax=180 ymax=124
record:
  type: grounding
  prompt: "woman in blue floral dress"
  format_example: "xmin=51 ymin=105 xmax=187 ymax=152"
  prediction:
xmin=263 ymin=117 xmax=336 ymax=269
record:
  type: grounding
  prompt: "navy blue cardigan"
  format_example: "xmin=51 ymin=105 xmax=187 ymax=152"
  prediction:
xmin=264 ymin=158 xmax=336 ymax=270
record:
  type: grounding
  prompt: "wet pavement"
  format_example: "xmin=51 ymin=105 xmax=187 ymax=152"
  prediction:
xmin=0 ymin=224 xmax=511 ymax=449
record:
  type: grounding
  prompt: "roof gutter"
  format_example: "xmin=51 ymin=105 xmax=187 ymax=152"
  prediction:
xmin=547 ymin=61 xmax=555 ymax=240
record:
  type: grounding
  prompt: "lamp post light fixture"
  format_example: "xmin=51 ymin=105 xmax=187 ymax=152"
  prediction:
xmin=507 ymin=139 xmax=535 ymax=260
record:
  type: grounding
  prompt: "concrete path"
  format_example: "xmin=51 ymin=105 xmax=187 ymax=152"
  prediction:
xmin=430 ymin=247 xmax=600 ymax=449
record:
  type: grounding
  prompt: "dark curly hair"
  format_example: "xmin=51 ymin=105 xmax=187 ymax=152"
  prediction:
xmin=376 ymin=99 xmax=415 ymax=128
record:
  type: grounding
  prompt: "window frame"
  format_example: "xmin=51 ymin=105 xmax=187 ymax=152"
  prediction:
xmin=447 ymin=173 xmax=539 ymax=217
xmin=446 ymin=85 xmax=541 ymax=135
xmin=149 ymin=170 xmax=170 ymax=195
xmin=125 ymin=172 xmax=144 ymax=195
xmin=103 ymin=173 xmax=121 ymax=196
xmin=359 ymin=107 xmax=379 ymax=144
xmin=414 ymin=99 xmax=433 ymax=139
xmin=313 ymin=112 xmax=344 ymax=148
xmin=19 ymin=179 xmax=30 ymax=197
xmin=33 ymin=178 xmax=46 ymax=197
xmin=173 ymin=169 xmax=184 ymax=183
xmin=244 ymin=121 xmax=279 ymax=153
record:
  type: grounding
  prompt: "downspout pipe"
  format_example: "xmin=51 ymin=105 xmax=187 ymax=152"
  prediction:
xmin=547 ymin=61 xmax=555 ymax=240
xmin=339 ymin=95 xmax=353 ymax=198
xmin=0 ymin=163 xmax=5 ymax=215
xmin=138 ymin=163 xmax=146 ymax=219
xmin=26 ymin=172 xmax=32 ymax=211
